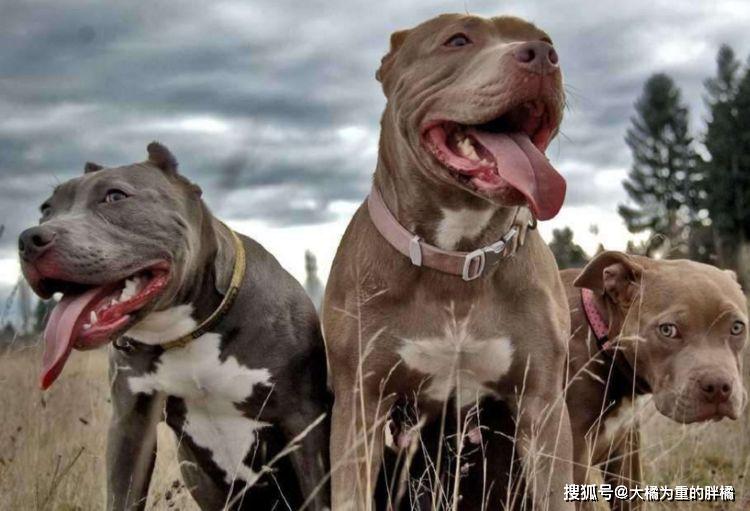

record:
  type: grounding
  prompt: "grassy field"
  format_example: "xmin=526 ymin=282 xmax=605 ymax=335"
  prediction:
xmin=1 ymin=339 xmax=749 ymax=510
xmin=0 ymin=342 xmax=199 ymax=511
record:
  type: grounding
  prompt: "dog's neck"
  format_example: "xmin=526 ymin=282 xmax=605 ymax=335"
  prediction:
xmin=601 ymin=292 xmax=635 ymax=344
xmin=174 ymin=207 xmax=231 ymax=327
xmin=587 ymin=291 xmax=627 ymax=343
xmin=373 ymin=153 xmax=518 ymax=253
xmin=125 ymin=210 xmax=234 ymax=347
xmin=588 ymin=290 xmax=652 ymax=397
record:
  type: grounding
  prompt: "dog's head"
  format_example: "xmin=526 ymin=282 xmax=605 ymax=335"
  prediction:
xmin=376 ymin=13 xmax=566 ymax=220
xmin=19 ymin=142 xmax=228 ymax=388
xmin=575 ymin=251 xmax=748 ymax=423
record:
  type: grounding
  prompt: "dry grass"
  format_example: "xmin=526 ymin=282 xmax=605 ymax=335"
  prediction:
xmin=0 ymin=342 xmax=199 ymax=511
xmin=1 ymin=338 xmax=749 ymax=510
xmin=638 ymin=408 xmax=750 ymax=509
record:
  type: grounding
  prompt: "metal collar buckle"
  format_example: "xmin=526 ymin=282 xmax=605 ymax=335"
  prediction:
xmin=461 ymin=227 xmax=519 ymax=281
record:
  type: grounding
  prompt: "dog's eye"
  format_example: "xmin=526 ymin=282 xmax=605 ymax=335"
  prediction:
xmin=731 ymin=321 xmax=745 ymax=336
xmin=103 ymin=189 xmax=128 ymax=203
xmin=658 ymin=323 xmax=679 ymax=338
xmin=445 ymin=33 xmax=471 ymax=48
xmin=40 ymin=203 xmax=51 ymax=219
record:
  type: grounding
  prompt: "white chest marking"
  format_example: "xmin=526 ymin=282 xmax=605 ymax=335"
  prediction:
xmin=435 ymin=207 xmax=496 ymax=251
xmin=398 ymin=316 xmax=514 ymax=407
xmin=126 ymin=304 xmax=197 ymax=345
xmin=127 ymin=306 xmax=272 ymax=485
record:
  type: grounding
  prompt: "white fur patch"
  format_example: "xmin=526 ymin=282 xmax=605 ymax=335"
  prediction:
xmin=126 ymin=304 xmax=197 ymax=345
xmin=398 ymin=315 xmax=514 ymax=407
xmin=127 ymin=306 xmax=272 ymax=485
xmin=435 ymin=207 xmax=496 ymax=251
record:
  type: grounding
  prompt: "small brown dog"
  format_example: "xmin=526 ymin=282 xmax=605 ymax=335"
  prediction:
xmin=565 ymin=251 xmax=747 ymax=510
xmin=323 ymin=13 xmax=573 ymax=511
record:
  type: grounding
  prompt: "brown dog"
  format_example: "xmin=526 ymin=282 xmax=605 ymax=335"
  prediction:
xmin=564 ymin=251 xmax=747 ymax=510
xmin=323 ymin=13 xmax=573 ymax=510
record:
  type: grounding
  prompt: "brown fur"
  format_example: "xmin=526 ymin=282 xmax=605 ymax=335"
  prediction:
xmin=323 ymin=13 xmax=573 ymax=510
xmin=563 ymin=252 xmax=748 ymax=511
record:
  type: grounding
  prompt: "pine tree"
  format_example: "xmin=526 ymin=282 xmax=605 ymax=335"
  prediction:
xmin=549 ymin=227 xmax=589 ymax=269
xmin=702 ymin=45 xmax=750 ymax=284
xmin=703 ymin=45 xmax=742 ymax=236
xmin=732 ymin=63 xmax=750 ymax=236
xmin=618 ymin=73 xmax=702 ymax=256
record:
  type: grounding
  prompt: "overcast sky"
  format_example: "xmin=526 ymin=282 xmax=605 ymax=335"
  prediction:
xmin=2 ymin=0 xmax=750 ymax=313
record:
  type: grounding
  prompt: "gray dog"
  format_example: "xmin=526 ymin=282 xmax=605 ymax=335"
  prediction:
xmin=18 ymin=143 xmax=330 ymax=510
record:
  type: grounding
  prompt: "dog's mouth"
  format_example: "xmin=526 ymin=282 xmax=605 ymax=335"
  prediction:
xmin=656 ymin=388 xmax=741 ymax=424
xmin=668 ymin=402 xmax=738 ymax=424
xmin=422 ymin=100 xmax=566 ymax=220
xmin=40 ymin=263 xmax=170 ymax=390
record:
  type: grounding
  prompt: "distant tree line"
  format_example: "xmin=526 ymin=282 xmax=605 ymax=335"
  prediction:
xmin=549 ymin=227 xmax=589 ymax=270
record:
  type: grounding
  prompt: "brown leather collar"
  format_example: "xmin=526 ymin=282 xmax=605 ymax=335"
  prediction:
xmin=367 ymin=186 xmax=520 ymax=281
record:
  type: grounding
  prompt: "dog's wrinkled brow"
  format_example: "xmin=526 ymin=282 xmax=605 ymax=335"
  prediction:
xmin=705 ymin=308 xmax=747 ymax=335
xmin=44 ymin=179 xmax=82 ymax=209
xmin=460 ymin=18 xmax=483 ymax=31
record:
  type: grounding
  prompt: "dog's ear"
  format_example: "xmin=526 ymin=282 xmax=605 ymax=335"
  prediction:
xmin=147 ymin=142 xmax=201 ymax=196
xmin=84 ymin=162 xmax=103 ymax=174
xmin=376 ymin=29 xmax=410 ymax=85
xmin=147 ymin=141 xmax=178 ymax=173
xmin=574 ymin=251 xmax=643 ymax=307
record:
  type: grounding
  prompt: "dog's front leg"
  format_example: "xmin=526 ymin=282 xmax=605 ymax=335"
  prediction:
xmin=603 ymin=426 xmax=643 ymax=511
xmin=571 ymin=436 xmax=602 ymax=511
xmin=280 ymin=407 xmax=331 ymax=510
xmin=515 ymin=394 xmax=575 ymax=511
xmin=330 ymin=384 xmax=392 ymax=511
xmin=106 ymin=354 xmax=163 ymax=511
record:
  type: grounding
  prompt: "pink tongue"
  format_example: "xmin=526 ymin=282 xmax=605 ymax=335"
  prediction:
xmin=467 ymin=130 xmax=566 ymax=220
xmin=41 ymin=287 xmax=108 ymax=390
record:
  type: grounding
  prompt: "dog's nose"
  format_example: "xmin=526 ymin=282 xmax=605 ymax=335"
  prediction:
xmin=513 ymin=41 xmax=559 ymax=74
xmin=18 ymin=226 xmax=56 ymax=262
xmin=698 ymin=376 xmax=733 ymax=404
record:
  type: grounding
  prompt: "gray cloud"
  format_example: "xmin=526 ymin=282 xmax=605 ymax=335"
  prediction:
xmin=1 ymin=0 xmax=750 ymax=263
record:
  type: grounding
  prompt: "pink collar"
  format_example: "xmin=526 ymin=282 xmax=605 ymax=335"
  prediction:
xmin=367 ymin=186 xmax=518 ymax=281
xmin=581 ymin=287 xmax=652 ymax=393
xmin=581 ymin=287 xmax=610 ymax=345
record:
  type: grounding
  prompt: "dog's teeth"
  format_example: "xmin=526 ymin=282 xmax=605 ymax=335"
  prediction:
xmin=90 ymin=311 xmax=98 ymax=324
xmin=82 ymin=323 xmax=91 ymax=330
xmin=120 ymin=278 xmax=138 ymax=301
xmin=457 ymin=137 xmax=480 ymax=160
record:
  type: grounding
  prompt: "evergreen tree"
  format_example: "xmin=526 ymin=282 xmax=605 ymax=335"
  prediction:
xmin=703 ymin=45 xmax=742 ymax=236
xmin=702 ymin=45 xmax=750 ymax=284
xmin=549 ymin=227 xmax=589 ymax=269
xmin=618 ymin=73 xmax=702 ymax=256
xmin=732 ymin=62 xmax=750 ymax=236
